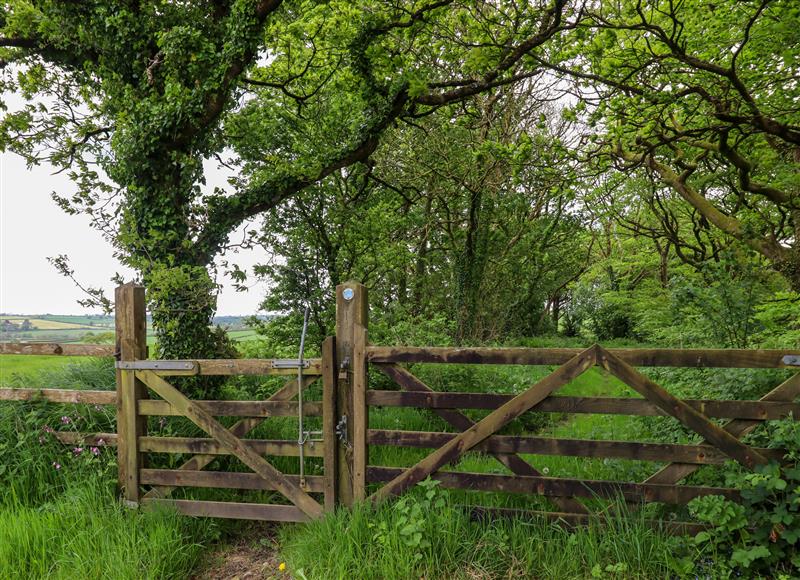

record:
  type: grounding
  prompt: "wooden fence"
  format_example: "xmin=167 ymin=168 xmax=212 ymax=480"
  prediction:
xmin=1 ymin=280 xmax=799 ymax=530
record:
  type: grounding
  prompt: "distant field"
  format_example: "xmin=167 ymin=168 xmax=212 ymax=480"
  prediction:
xmin=3 ymin=317 xmax=93 ymax=330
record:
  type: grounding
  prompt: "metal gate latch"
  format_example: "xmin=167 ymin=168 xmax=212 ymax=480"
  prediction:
xmin=335 ymin=415 xmax=350 ymax=447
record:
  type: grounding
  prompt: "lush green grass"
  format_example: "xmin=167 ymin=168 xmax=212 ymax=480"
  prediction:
xmin=0 ymin=355 xmax=81 ymax=386
xmin=0 ymin=358 xmax=222 ymax=578
xmin=0 ymin=481 xmax=216 ymax=580
xmin=280 ymin=485 xmax=682 ymax=579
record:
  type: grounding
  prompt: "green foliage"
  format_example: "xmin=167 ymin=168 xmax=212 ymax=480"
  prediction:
xmin=281 ymin=485 xmax=679 ymax=579
xmin=0 ymin=481 xmax=215 ymax=579
xmin=686 ymin=420 xmax=800 ymax=576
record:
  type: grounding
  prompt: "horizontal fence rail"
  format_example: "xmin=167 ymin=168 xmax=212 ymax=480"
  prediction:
xmin=0 ymin=342 xmax=116 ymax=356
xmin=367 ymin=346 xmax=800 ymax=368
xmin=366 ymin=390 xmax=800 ymax=420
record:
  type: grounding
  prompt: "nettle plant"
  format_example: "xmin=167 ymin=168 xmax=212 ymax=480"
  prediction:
xmin=688 ymin=419 xmax=800 ymax=576
xmin=369 ymin=478 xmax=446 ymax=564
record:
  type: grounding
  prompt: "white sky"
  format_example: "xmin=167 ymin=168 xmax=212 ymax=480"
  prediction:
xmin=0 ymin=150 xmax=269 ymax=316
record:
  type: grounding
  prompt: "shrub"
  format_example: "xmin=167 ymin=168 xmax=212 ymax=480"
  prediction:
xmin=685 ymin=419 xmax=800 ymax=577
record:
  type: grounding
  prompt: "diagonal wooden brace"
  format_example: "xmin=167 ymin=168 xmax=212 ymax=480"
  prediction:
xmin=375 ymin=363 xmax=588 ymax=514
xmin=143 ymin=374 xmax=319 ymax=500
xmin=370 ymin=346 xmax=597 ymax=503
xmin=137 ymin=371 xmax=323 ymax=519
xmin=598 ymin=346 xmax=769 ymax=470
xmin=646 ymin=372 xmax=800 ymax=485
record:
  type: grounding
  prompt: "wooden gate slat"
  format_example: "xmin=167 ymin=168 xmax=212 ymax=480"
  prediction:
xmin=598 ymin=347 xmax=769 ymax=470
xmin=367 ymin=429 xmax=784 ymax=464
xmin=137 ymin=370 xmax=323 ymax=519
xmin=142 ymin=374 xmax=318 ymax=500
xmin=375 ymin=363 xmax=588 ymax=513
xmin=646 ymin=372 xmax=800 ymax=485
xmin=369 ymin=347 xmax=597 ymax=502
xmin=142 ymin=498 xmax=309 ymax=522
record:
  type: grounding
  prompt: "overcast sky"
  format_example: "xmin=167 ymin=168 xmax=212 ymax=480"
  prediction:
xmin=0 ymin=150 xmax=268 ymax=316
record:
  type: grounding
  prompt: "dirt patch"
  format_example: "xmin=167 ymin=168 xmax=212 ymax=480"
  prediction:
xmin=193 ymin=523 xmax=290 ymax=580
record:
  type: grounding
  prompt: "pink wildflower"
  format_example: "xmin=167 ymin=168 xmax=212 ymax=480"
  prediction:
xmin=52 ymin=462 xmax=61 ymax=470
xmin=73 ymin=447 xmax=83 ymax=455
xmin=42 ymin=425 xmax=54 ymax=433
xmin=90 ymin=447 xmax=100 ymax=456
xmin=61 ymin=416 xmax=71 ymax=425
xmin=97 ymin=438 xmax=106 ymax=446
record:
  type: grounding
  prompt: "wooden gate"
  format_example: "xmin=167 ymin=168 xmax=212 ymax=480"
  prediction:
xmin=114 ymin=285 xmax=338 ymax=521
xmin=345 ymin=315 xmax=800 ymax=527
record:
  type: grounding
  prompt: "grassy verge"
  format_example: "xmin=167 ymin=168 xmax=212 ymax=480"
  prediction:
xmin=0 ymin=481 xmax=216 ymax=580
xmin=0 ymin=358 xmax=221 ymax=579
xmin=280 ymin=484 xmax=681 ymax=579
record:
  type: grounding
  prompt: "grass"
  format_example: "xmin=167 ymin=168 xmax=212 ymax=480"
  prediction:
xmin=0 ymin=481 xmax=217 ymax=580
xmin=0 ymin=354 xmax=81 ymax=386
xmin=280 ymin=487 xmax=682 ymax=579
xmin=0 ymin=358 xmax=223 ymax=578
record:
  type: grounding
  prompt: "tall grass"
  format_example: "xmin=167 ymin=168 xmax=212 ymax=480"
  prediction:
xmin=280 ymin=485 xmax=681 ymax=579
xmin=0 ymin=480 xmax=216 ymax=580
xmin=0 ymin=357 xmax=220 ymax=579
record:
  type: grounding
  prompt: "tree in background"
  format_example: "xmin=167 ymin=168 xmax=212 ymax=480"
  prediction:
xmin=0 ymin=0 xmax=576 ymax=373
xmin=252 ymin=86 xmax=591 ymax=343
xmin=546 ymin=0 xmax=800 ymax=288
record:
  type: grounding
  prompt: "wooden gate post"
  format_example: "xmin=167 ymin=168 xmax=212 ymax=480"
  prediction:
xmin=115 ymin=283 xmax=148 ymax=506
xmin=335 ymin=281 xmax=368 ymax=506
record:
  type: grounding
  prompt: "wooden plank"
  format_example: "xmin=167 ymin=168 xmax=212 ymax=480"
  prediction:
xmin=138 ymin=399 xmax=322 ymax=417
xmin=321 ymin=336 xmax=338 ymax=511
xmin=142 ymin=374 xmax=319 ymax=501
xmin=352 ymin=325 xmax=368 ymax=501
xmin=142 ymin=498 xmax=309 ymax=522
xmin=115 ymin=283 xmax=148 ymax=506
xmin=0 ymin=388 xmax=116 ymax=405
xmin=466 ymin=506 xmax=709 ymax=536
xmin=335 ymin=281 xmax=368 ymax=507
xmin=647 ymin=372 xmax=800 ymax=485
xmin=367 ymin=429 xmax=784 ymax=464
xmin=139 ymin=436 xmax=325 ymax=457
xmin=369 ymin=347 xmax=597 ymax=502
xmin=138 ymin=358 xmax=323 ymax=376
xmin=137 ymin=370 xmax=324 ymax=519
xmin=598 ymin=347 xmax=769 ymax=470
xmin=366 ymin=389 xmax=800 ymax=420
xmin=140 ymin=469 xmax=325 ymax=493
xmin=53 ymin=432 xmax=118 ymax=446
xmin=367 ymin=346 xmax=799 ymax=368
xmin=367 ymin=466 xmax=740 ymax=504
xmin=376 ymin=363 xmax=588 ymax=514
xmin=0 ymin=342 xmax=115 ymax=356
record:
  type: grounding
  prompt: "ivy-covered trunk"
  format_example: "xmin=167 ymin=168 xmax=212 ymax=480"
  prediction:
xmin=117 ymin=153 xmax=236 ymax=398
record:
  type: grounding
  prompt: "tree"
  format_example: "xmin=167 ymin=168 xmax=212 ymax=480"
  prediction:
xmin=254 ymin=85 xmax=591 ymax=343
xmin=545 ymin=0 xmax=800 ymax=288
xmin=0 ymin=0 xmax=575 ymax=368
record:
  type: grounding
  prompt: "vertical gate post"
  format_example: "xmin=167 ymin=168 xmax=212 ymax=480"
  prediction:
xmin=335 ymin=281 xmax=368 ymax=506
xmin=321 ymin=336 xmax=338 ymax=511
xmin=115 ymin=283 xmax=148 ymax=506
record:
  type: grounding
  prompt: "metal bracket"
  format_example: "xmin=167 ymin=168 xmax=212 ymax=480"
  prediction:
xmin=335 ymin=415 xmax=350 ymax=447
xmin=272 ymin=359 xmax=311 ymax=369
xmin=115 ymin=360 xmax=197 ymax=371
xmin=783 ymin=355 xmax=800 ymax=367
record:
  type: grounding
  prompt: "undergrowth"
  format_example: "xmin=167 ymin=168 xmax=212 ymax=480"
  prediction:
xmin=280 ymin=480 xmax=680 ymax=579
